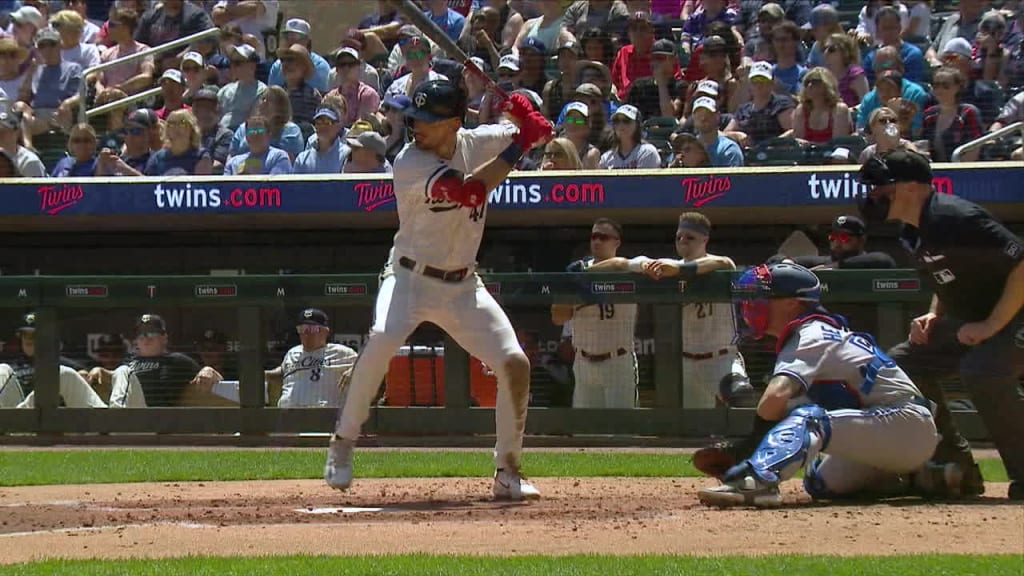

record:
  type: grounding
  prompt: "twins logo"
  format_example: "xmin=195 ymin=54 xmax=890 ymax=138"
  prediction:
xmin=415 ymin=93 xmax=428 ymax=108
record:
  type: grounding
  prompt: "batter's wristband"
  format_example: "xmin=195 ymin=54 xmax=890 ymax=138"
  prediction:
xmin=498 ymin=142 xmax=523 ymax=166
xmin=677 ymin=261 xmax=699 ymax=280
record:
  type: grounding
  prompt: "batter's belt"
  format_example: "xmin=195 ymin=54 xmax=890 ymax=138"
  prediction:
xmin=682 ymin=347 xmax=731 ymax=361
xmin=398 ymin=256 xmax=469 ymax=283
xmin=579 ymin=347 xmax=630 ymax=362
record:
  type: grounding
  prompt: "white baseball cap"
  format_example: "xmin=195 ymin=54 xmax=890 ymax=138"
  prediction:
xmin=334 ymin=46 xmax=360 ymax=63
xmin=469 ymin=56 xmax=487 ymax=72
xmin=181 ymin=51 xmax=204 ymax=68
xmin=696 ymin=79 xmax=719 ymax=97
xmin=565 ymin=101 xmax=589 ymax=118
xmin=283 ymin=18 xmax=311 ymax=36
xmin=612 ymin=104 xmax=640 ymax=121
xmin=942 ymin=37 xmax=972 ymax=59
xmin=10 ymin=6 xmax=44 ymax=29
xmin=749 ymin=61 xmax=773 ymax=80
xmin=692 ymin=96 xmax=717 ymax=113
xmin=498 ymin=54 xmax=520 ymax=72
xmin=160 ymin=68 xmax=183 ymax=84
xmin=231 ymin=44 xmax=257 ymax=62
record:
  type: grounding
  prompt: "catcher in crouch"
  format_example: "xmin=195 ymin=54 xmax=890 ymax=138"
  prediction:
xmin=697 ymin=262 xmax=938 ymax=508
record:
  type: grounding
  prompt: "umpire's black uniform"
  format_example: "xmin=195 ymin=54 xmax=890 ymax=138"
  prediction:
xmin=860 ymin=149 xmax=1024 ymax=500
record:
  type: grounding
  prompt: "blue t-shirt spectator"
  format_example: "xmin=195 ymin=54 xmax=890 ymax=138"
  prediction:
xmin=426 ymin=8 xmax=465 ymax=41
xmin=293 ymin=136 xmax=350 ymax=174
xmin=51 ymin=155 xmax=97 ymax=177
xmin=682 ymin=8 xmax=737 ymax=46
xmin=706 ymin=134 xmax=744 ymax=167
xmin=773 ymin=63 xmax=807 ymax=96
xmin=863 ymin=42 xmax=926 ymax=85
xmin=856 ymin=78 xmax=930 ymax=134
xmin=224 ymin=146 xmax=292 ymax=175
xmin=144 ymin=147 xmax=212 ymax=176
xmin=267 ymin=51 xmax=332 ymax=92
xmin=230 ymin=121 xmax=304 ymax=158
xmin=31 ymin=62 xmax=82 ymax=109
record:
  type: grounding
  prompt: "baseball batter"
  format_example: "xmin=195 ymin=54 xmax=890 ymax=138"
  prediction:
xmin=551 ymin=218 xmax=638 ymax=408
xmin=266 ymin=308 xmax=357 ymax=408
xmin=324 ymin=80 xmax=552 ymax=500
xmin=589 ymin=212 xmax=753 ymax=408
xmin=698 ymin=263 xmax=938 ymax=508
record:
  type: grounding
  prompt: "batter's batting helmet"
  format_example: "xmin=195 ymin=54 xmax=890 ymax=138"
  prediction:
xmin=404 ymin=79 xmax=467 ymax=123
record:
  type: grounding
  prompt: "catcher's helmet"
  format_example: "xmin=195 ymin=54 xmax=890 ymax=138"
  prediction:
xmin=732 ymin=263 xmax=821 ymax=302
xmin=404 ymin=79 xmax=467 ymax=123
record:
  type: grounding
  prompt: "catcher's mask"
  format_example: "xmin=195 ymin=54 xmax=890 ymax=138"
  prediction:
xmin=732 ymin=263 xmax=821 ymax=341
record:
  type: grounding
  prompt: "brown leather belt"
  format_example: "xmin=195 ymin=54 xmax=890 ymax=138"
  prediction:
xmin=580 ymin=347 xmax=629 ymax=362
xmin=682 ymin=347 xmax=731 ymax=361
xmin=398 ymin=256 xmax=469 ymax=283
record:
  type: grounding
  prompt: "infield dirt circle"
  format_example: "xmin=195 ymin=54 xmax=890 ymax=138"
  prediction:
xmin=1 ymin=476 xmax=1021 ymax=563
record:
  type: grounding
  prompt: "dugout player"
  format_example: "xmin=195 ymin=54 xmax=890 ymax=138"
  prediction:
xmin=265 ymin=309 xmax=357 ymax=408
xmin=858 ymin=149 xmax=1024 ymax=500
xmin=551 ymin=218 xmax=639 ymax=408
xmin=324 ymin=80 xmax=552 ymax=500
xmin=793 ymin=215 xmax=898 ymax=270
xmin=588 ymin=212 xmax=755 ymax=408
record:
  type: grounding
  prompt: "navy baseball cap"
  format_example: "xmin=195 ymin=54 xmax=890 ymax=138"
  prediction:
xmin=298 ymin=308 xmax=329 ymax=327
xmin=17 ymin=312 xmax=35 ymax=333
xmin=136 ymin=313 xmax=167 ymax=336
xmin=858 ymin=148 xmax=933 ymax=186
xmin=382 ymin=94 xmax=410 ymax=112
xmin=831 ymin=214 xmax=866 ymax=236
xmin=404 ymin=79 xmax=466 ymax=123
xmin=519 ymin=37 xmax=547 ymax=54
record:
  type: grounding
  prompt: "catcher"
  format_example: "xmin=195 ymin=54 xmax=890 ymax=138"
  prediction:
xmin=265 ymin=308 xmax=356 ymax=408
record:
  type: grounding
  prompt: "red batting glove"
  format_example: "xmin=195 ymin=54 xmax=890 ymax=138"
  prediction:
xmin=513 ymin=110 xmax=554 ymax=151
xmin=501 ymin=92 xmax=534 ymax=122
xmin=447 ymin=178 xmax=487 ymax=208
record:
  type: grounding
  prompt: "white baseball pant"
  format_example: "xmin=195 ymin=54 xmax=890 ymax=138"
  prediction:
xmin=108 ymin=365 xmax=147 ymax=408
xmin=337 ymin=266 xmax=529 ymax=469
xmin=0 ymin=364 xmax=108 ymax=408
xmin=572 ymin=352 xmax=637 ymax=408
xmin=682 ymin=347 xmax=746 ymax=408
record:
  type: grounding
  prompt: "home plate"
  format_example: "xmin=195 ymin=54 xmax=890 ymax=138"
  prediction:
xmin=296 ymin=506 xmax=398 ymax=514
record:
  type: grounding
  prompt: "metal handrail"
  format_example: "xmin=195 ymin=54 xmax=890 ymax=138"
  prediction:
xmin=951 ymin=121 xmax=1024 ymax=162
xmin=77 ymin=27 xmax=222 ymax=123
xmin=86 ymin=86 xmax=161 ymax=118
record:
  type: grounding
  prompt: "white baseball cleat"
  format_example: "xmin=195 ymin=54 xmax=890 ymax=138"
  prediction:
xmin=324 ymin=435 xmax=355 ymax=491
xmin=492 ymin=468 xmax=541 ymax=501
xmin=697 ymin=475 xmax=782 ymax=508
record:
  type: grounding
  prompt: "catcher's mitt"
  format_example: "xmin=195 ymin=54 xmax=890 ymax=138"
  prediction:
xmin=693 ymin=442 xmax=742 ymax=480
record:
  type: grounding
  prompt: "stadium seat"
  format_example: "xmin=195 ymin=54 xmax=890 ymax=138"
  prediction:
xmin=746 ymin=137 xmax=806 ymax=166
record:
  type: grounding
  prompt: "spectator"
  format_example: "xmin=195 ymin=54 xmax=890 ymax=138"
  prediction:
xmin=218 ymin=43 xmax=266 ymax=130
xmin=579 ymin=26 xmax=615 ymax=66
xmin=0 ymin=147 xmax=15 ymax=176
xmin=155 ymin=68 xmax=189 ymax=120
xmin=571 ymin=59 xmax=617 ymax=115
xmin=460 ymin=5 xmax=502 ymax=71
xmin=931 ymin=0 xmax=989 ymax=64
xmin=563 ymin=1 xmax=629 ymax=38
xmin=380 ymin=94 xmax=408 ymax=164
xmin=921 ymin=67 xmax=982 ymax=162
xmin=540 ymin=136 xmax=582 ymax=170
xmin=805 ymin=3 xmax=843 ymax=68
xmin=990 ymin=89 xmax=1024 ymax=133
xmin=51 ymin=122 xmax=97 ymax=176
xmin=329 ymin=46 xmax=378 ymax=127
xmin=192 ymin=88 xmax=232 ymax=173
xmin=612 ymin=12 xmax=668 ymax=101
xmin=626 ymin=38 xmax=686 ymax=119
xmin=771 ymin=20 xmax=806 ymax=96
xmin=423 ymin=0 xmax=465 ymax=41
xmin=144 ymin=109 xmax=212 ymax=175
xmin=515 ymin=36 xmax=550 ymax=94
xmin=1002 ymin=10 xmax=1024 ymax=93
xmin=180 ymin=51 xmax=215 ymax=104
xmin=692 ymin=96 xmax=744 ymax=166
xmin=341 ymin=126 xmax=391 ymax=174
xmin=741 ymin=2 xmax=784 ymax=63
xmin=857 ymin=106 xmax=919 ymax=163
xmin=224 ymin=114 xmax=290 ymax=175
xmin=542 ymin=40 xmax=582 ymax=121
xmin=276 ymin=43 xmax=321 ymax=126
xmin=264 ymin=308 xmax=357 ymax=408
xmin=862 ymin=6 xmax=926 ymax=85
xmin=51 ymin=9 xmax=99 ymax=71
xmin=976 ymin=12 xmax=1009 ymax=86
xmin=135 ymin=0 xmax=213 ymax=50
xmin=853 ymin=0 xmax=909 ymax=46
xmin=856 ymin=49 xmax=929 ymax=135
xmin=384 ymin=26 xmax=446 ymax=100
xmin=564 ymin=81 xmax=616 ymax=152
xmin=16 ymin=27 xmax=81 ymax=136
xmin=681 ymin=0 xmax=737 ymax=53
xmin=266 ymin=18 xmax=330 ymax=93
xmin=90 ymin=87 xmax=129 ymax=150
xmin=230 ymin=85 xmax=302 ymax=158
xmin=0 ymin=38 xmax=29 ymax=108
xmin=95 ymin=107 xmax=157 ymax=176
xmin=941 ymin=36 xmax=1005 ymax=127
xmin=210 ymin=0 xmax=279 ymax=60
xmin=357 ymin=0 xmax=403 ymax=54
xmin=667 ymin=130 xmax=711 ymax=167
xmin=513 ymin=0 xmax=572 ymax=58
xmin=0 ymin=109 xmax=44 ymax=176
xmin=91 ymin=7 xmax=153 ymax=96
xmin=726 ymin=61 xmax=794 ymax=146
xmin=94 ymin=0 xmax=144 ymax=48
xmin=903 ymin=0 xmax=933 ymax=44
xmin=795 ymin=214 xmax=898 ymax=270
xmin=790 ymin=67 xmax=851 ymax=144
xmin=822 ymin=33 xmax=868 ymax=107
xmin=293 ymin=106 xmax=349 ymax=174
xmin=62 ymin=0 xmax=102 ymax=44
xmin=682 ymin=36 xmax=734 ymax=118
xmin=737 ymin=0 xmax=810 ymax=39
xmin=599 ymin=104 xmax=661 ymax=168
xmin=7 ymin=7 xmax=45 ymax=64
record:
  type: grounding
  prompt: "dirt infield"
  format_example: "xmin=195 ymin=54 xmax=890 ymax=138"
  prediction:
xmin=0 ymin=478 xmax=1021 ymax=563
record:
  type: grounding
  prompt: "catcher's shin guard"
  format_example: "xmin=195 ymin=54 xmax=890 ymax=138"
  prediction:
xmin=726 ymin=404 xmax=831 ymax=485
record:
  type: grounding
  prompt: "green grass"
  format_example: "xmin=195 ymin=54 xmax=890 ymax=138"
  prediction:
xmin=0 ymin=450 xmax=1009 ymax=486
xmin=0 ymin=554 xmax=1020 ymax=576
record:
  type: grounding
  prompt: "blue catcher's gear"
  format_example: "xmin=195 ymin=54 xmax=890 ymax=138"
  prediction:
xmin=731 ymin=263 xmax=821 ymax=340
xmin=723 ymin=404 xmax=832 ymax=485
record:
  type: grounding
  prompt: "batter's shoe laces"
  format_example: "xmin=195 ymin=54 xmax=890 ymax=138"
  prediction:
xmin=493 ymin=467 xmax=541 ymax=501
xmin=324 ymin=435 xmax=355 ymax=491
xmin=698 ymin=475 xmax=783 ymax=508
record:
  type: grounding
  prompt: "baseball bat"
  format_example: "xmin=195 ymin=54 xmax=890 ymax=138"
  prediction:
xmin=386 ymin=0 xmax=508 ymax=100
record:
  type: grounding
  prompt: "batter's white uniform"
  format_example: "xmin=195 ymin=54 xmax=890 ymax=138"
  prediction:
xmin=628 ymin=254 xmax=748 ymax=408
xmin=569 ymin=258 xmax=638 ymax=408
xmin=0 ymin=364 xmax=107 ymax=408
xmin=336 ymin=124 xmax=530 ymax=471
xmin=278 ymin=343 xmax=357 ymax=408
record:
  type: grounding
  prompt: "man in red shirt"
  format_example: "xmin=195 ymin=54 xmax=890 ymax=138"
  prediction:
xmin=611 ymin=12 xmax=680 ymax=100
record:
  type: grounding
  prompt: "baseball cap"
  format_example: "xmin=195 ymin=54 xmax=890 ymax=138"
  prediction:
xmin=876 ymin=148 xmax=933 ymax=184
xmin=702 ymin=35 xmax=728 ymax=54
xmin=198 ymin=329 xmax=228 ymax=349
xmin=942 ymin=37 xmax=972 ymax=59
xmin=404 ymin=79 xmax=466 ymax=123
xmin=692 ymin=96 xmax=718 ymax=113
xmin=831 ymin=214 xmax=866 ymax=236
xmin=125 ymin=108 xmax=158 ymax=127
xmin=807 ymin=4 xmax=839 ymax=29
xmin=696 ymin=79 xmax=719 ymax=97
xmin=557 ymin=40 xmax=581 ymax=57
xmin=181 ymin=51 xmax=204 ymax=68
xmin=575 ymin=82 xmax=602 ymax=98
xmin=283 ymin=18 xmax=311 ymax=36
xmin=612 ymin=104 xmax=640 ymax=122
xmin=564 ymin=101 xmax=589 ymax=118
xmin=0 ymin=110 xmax=19 ymax=130
xmin=346 ymin=130 xmax=387 ymax=156
xmin=514 ymin=88 xmax=543 ymax=112
xmin=498 ymin=54 xmax=520 ymax=72
xmin=11 ymin=6 xmax=45 ymax=28
xmin=17 ymin=312 xmax=36 ymax=333
xmin=519 ymin=37 xmax=547 ymax=54
xmin=334 ymin=46 xmax=360 ymax=64
xmin=651 ymin=38 xmax=676 ymax=56
xmin=136 ymin=313 xmax=167 ymax=336
xmin=398 ymin=24 xmax=427 ymax=44
xmin=749 ymin=61 xmax=773 ymax=81
xmin=469 ymin=56 xmax=488 ymax=73
xmin=298 ymin=308 xmax=329 ymax=327
xmin=382 ymin=94 xmax=411 ymax=112
xmin=34 ymin=27 xmax=60 ymax=45
xmin=230 ymin=43 xmax=258 ymax=62
xmin=313 ymin=107 xmax=339 ymax=122
xmin=758 ymin=3 xmax=785 ymax=21
xmin=346 ymin=119 xmax=374 ymax=138
xmin=192 ymin=88 xmax=219 ymax=104
xmin=160 ymin=68 xmax=183 ymax=85
xmin=95 ymin=333 xmax=126 ymax=354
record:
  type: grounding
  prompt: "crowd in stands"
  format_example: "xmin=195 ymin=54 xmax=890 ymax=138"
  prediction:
xmin=0 ymin=0 xmax=1021 ymax=179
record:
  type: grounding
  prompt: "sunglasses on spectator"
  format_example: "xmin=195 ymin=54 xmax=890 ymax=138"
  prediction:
xmin=314 ymin=117 xmax=338 ymax=126
xmin=611 ymin=117 xmax=634 ymax=125
xmin=564 ymin=116 xmax=587 ymax=125
xmin=980 ymin=23 xmax=1003 ymax=34
xmin=123 ymin=126 xmax=146 ymax=136
xmin=182 ymin=64 xmax=201 ymax=73
xmin=406 ymin=49 xmax=428 ymax=59
xmin=823 ymin=45 xmax=839 ymax=53
xmin=246 ymin=126 xmax=268 ymax=136
xmin=828 ymin=232 xmax=856 ymax=244
xmin=590 ymin=232 xmax=618 ymax=242
xmin=296 ymin=325 xmax=326 ymax=335
xmin=543 ymin=149 xmax=567 ymax=159
xmin=804 ymin=78 xmax=823 ymax=86
xmin=336 ymin=60 xmax=359 ymax=68
xmin=876 ymin=117 xmax=897 ymax=125
xmin=229 ymin=59 xmax=249 ymax=67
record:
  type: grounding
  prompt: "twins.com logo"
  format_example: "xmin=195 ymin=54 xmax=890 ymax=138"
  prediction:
xmin=152 ymin=183 xmax=282 ymax=209
xmin=808 ymin=173 xmax=953 ymax=199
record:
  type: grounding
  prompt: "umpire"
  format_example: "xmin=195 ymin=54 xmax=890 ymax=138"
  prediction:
xmin=858 ymin=149 xmax=1024 ymax=500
